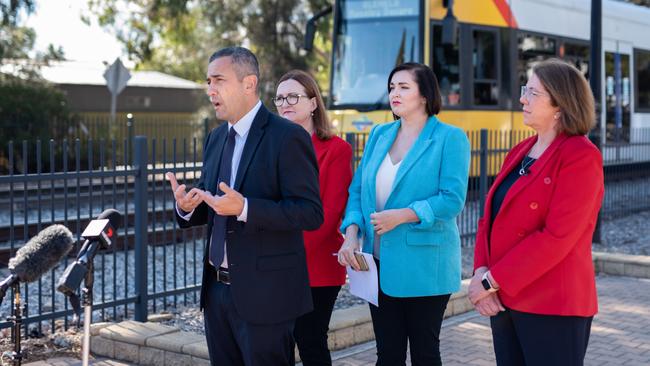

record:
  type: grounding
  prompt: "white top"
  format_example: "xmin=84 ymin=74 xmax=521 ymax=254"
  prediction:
xmin=376 ymin=153 xmax=401 ymax=211
xmin=374 ymin=152 xmax=401 ymax=258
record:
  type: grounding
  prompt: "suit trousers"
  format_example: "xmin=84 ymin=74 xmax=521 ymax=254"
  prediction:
xmin=490 ymin=308 xmax=593 ymax=366
xmin=203 ymin=269 xmax=295 ymax=366
xmin=369 ymin=259 xmax=450 ymax=366
xmin=294 ymin=285 xmax=341 ymax=366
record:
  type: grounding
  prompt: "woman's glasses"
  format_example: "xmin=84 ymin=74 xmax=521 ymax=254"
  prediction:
xmin=273 ymin=94 xmax=309 ymax=107
xmin=520 ymin=86 xmax=550 ymax=102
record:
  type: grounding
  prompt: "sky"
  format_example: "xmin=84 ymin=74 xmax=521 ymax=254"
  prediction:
xmin=25 ymin=0 xmax=131 ymax=66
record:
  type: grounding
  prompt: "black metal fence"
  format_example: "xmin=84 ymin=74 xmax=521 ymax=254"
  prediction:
xmin=0 ymin=136 xmax=205 ymax=334
xmin=1 ymin=127 xmax=649 ymax=333
xmin=601 ymin=128 xmax=650 ymax=218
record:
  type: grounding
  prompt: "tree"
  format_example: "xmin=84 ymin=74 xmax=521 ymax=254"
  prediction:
xmin=83 ymin=0 xmax=333 ymax=102
xmin=0 ymin=0 xmax=70 ymax=173
xmin=1 ymin=0 xmax=34 ymax=25
xmin=0 ymin=0 xmax=63 ymax=63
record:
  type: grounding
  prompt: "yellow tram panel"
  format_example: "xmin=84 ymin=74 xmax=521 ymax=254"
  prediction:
xmin=430 ymin=0 xmax=516 ymax=28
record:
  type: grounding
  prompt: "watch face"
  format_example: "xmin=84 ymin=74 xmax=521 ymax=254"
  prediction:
xmin=482 ymin=278 xmax=491 ymax=291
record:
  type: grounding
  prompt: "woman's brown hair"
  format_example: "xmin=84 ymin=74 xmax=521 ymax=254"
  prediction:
xmin=277 ymin=70 xmax=334 ymax=140
xmin=533 ymin=59 xmax=596 ymax=136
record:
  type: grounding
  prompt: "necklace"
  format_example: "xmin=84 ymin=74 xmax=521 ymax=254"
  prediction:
xmin=519 ymin=156 xmax=535 ymax=176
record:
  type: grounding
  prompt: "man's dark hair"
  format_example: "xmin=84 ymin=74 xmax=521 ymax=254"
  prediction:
xmin=387 ymin=62 xmax=442 ymax=116
xmin=209 ymin=47 xmax=260 ymax=83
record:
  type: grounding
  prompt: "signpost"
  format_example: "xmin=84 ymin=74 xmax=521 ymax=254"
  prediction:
xmin=103 ymin=58 xmax=131 ymax=122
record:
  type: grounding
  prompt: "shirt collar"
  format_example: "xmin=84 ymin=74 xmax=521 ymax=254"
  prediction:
xmin=228 ymin=100 xmax=262 ymax=137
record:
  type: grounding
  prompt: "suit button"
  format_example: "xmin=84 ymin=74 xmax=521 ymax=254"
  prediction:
xmin=517 ymin=230 xmax=526 ymax=237
xmin=529 ymin=202 xmax=539 ymax=210
xmin=544 ymin=177 xmax=552 ymax=184
xmin=227 ymin=230 xmax=234 ymax=233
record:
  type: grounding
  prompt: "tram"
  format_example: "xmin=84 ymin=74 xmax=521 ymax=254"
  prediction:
xmin=308 ymin=0 xmax=650 ymax=144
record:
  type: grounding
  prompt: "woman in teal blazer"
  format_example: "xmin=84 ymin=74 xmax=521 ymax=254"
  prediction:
xmin=338 ymin=63 xmax=470 ymax=365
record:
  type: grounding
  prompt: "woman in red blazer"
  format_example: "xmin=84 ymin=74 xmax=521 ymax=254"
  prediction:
xmin=275 ymin=70 xmax=352 ymax=365
xmin=469 ymin=59 xmax=604 ymax=366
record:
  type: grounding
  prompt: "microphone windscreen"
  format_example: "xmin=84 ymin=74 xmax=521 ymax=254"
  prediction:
xmin=9 ymin=225 xmax=75 ymax=283
xmin=97 ymin=209 xmax=122 ymax=230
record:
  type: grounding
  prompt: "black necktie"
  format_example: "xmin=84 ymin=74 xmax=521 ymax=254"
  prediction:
xmin=210 ymin=127 xmax=237 ymax=267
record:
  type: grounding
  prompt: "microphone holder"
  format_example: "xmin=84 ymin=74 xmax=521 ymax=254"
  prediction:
xmin=2 ymin=283 xmax=25 ymax=366
xmin=79 ymin=243 xmax=101 ymax=366
xmin=58 ymin=239 xmax=101 ymax=366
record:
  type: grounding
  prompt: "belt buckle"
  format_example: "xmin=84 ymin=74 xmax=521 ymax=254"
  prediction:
xmin=216 ymin=268 xmax=230 ymax=285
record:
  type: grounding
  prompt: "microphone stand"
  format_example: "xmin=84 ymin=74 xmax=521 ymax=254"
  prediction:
xmin=81 ymin=246 xmax=97 ymax=366
xmin=4 ymin=283 xmax=24 ymax=366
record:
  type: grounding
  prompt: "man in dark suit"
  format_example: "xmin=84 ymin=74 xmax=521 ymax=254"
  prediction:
xmin=166 ymin=46 xmax=323 ymax=365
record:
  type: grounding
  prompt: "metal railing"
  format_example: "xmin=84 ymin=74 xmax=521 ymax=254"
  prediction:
xmin=1 ymin=127 xmax=649 ymax=333
xmin=0 ymin=136 xmax=205 ymax=333
xmin=601 ymin=128 xmax=650 ymax=218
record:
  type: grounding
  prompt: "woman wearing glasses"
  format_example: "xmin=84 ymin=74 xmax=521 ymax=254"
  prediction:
xmin=274 ymin=70 xmax=352 ymax=366
xmin=469 ymin=59 xmax=604 ymax=366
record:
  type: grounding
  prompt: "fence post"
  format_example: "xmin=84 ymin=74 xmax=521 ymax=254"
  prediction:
xmin=133 ymin=136 xmax=148 ymax=322
xmin=127 ymin=113 xmax=135 ymax=166
xmin=345 ymin=133 xmax=357 ymax=169
xmin=479 ymin=129 xmax=488 ymax=214
xmin=203 ymin=117 xmax=210 ymax=142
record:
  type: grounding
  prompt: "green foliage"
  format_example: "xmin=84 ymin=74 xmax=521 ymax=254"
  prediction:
xmin=0 ymin=77 xmax=72 ymax=173
xmin=0 ymin=24 xmax=35 ymax=59
xmin=84 ymin=0 xmax=333 ymax=103
xmin=0 ymin=0 xmax=65 ymax=71
xmin=0 ymin=0 xmax=72 ymax=173
xmin=1 ymin=0 xmax=35 ymax=25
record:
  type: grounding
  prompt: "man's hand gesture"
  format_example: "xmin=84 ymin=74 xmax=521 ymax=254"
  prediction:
xmin=200 ymin=182 xmax=245 ymax=216
xmin=166 ymin=172 xmax=204 ymax=213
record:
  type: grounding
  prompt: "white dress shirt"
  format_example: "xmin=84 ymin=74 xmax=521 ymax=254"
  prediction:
xmin=177 ymin=100 xmax=262 ymax=268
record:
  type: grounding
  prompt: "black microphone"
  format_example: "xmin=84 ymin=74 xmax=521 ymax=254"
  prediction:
xmin=79 ymin=208 xmax=121 ymax=248
xmin=0 ymin=225 xmax=74 ymax=306
xmin=57 ymin=209 xmax=122 ymax=297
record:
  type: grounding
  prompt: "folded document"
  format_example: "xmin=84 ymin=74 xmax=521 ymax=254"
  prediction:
xmin=346 ymin=252 xmax=378 ymax=307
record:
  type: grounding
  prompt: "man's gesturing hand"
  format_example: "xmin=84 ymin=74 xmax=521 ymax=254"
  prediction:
xmin=166 ymin=172 xmax=203 ymax=213
xmin=199 ymin=182 xmax=245 ymax=216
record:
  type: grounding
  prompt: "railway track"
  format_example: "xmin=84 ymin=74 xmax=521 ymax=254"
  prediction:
xmin=0 ymin=208 xmax=207 ymax=265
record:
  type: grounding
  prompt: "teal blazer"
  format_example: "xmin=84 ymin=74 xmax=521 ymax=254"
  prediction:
xmin=341 ymin=116 xmax=470 ymax=297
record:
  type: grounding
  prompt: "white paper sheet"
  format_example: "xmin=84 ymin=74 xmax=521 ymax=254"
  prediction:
xmin=346 ymin=252 xmax=379 ymax=307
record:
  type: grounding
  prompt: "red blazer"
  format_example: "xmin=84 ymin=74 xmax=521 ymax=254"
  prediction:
xmin=304 ymin=134 xmax=352 ymax=287
xmin=474 ymin=134 xmax=604 ymax=316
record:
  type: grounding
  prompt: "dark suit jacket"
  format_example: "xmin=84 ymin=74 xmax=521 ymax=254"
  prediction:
xmin=176 ymin=104 xmax=323 ymax=325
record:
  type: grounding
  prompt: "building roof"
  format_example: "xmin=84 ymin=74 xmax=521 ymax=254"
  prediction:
xmin=38 ymin=60 xmax=203 ymax=90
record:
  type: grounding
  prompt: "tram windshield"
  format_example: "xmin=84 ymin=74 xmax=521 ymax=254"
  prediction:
xmin=330 ymin=0 xmax=421 ymax=108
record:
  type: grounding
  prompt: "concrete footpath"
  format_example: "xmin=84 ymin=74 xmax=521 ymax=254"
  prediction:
xmin=26 ymin=275 xmax=650 ymax=366
xmin=330 ymin=275 xmax=650 ymax=366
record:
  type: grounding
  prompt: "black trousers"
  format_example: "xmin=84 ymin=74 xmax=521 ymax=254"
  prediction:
xmin=490 ymin=308 xmax=593 ymax=366
xmin=369 ymin=259 xmax=450 ymax=366
xmin=294 ymin=285 xmax=341 ymax=366
xmin=203 ymin=272 xmax=295 ymax=366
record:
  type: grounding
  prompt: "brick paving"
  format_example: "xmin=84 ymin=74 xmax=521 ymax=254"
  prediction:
xmin=331 ymin=275 xmax=650 ymax=366
xmin=25 ymin=275 xmax=650 ymax=366
xmin=24 ymin=358 xmax=131 ymax=366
